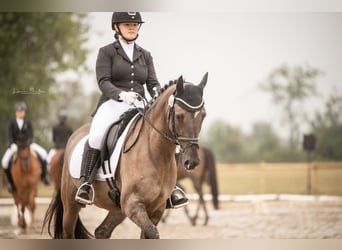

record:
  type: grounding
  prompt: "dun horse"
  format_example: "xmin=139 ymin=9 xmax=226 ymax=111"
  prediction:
xmin=11 ymin=139 xmax=41 ymax=229
xmin=163 ymin=146 xmax=219 ymax=226
xmin=49 ymin=149 xmax=64 ymax=191
xmin=43 ymin=73 xmax=208 ymax=239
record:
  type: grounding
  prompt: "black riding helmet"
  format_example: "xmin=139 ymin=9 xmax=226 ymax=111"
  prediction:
xmin=58 ymin=110 xmax=68 ymax=123
xmin=14 ymin=101 xmax=27 ymax=111
xmin=111 ymin=12 xmax=144 ymax=42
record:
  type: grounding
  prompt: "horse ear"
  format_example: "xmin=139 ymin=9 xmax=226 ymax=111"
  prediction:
xmin=176 ymin=75 xmax=184 ymax=95
xmin=199 ymin=72 xmax=208 ymax=90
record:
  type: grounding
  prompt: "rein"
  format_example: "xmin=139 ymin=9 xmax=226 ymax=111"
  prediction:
xmin=16 ymin=147 xmax=32 ymax=170
xmin=125 ymin=92 xmax=201 ymax=153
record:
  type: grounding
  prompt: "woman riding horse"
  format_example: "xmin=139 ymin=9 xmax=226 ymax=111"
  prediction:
xmin=75 ymin=12 xmax=187 ymax=208
xmin=47 ymin=110 xmax=73 ymax=167
xmin=11 ymin=136 xmax=41 ymax=229
xmin=43 ymin=73 xmax=208 ymax=238
xmin=1 ymin=101 xmax=50 ymax=193
xmin=47 ymin=110 xmax=73 ymax=190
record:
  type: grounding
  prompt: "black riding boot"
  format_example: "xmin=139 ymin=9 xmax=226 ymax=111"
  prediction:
xmin=4 ymin=167 xmax=16 ymax=193
xmin=37 ymin=154 xmax=50 ymax=185
xmin=75 ymin=141 xmax=100 ymax=206
xmin=166 ymin=185 xmax=189 ymax=209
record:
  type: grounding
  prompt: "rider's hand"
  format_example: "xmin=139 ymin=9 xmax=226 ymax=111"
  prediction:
xmin=153 ymin=87 xmax=159 ymax=99
xmin=119 ymin=91 xmax=138 ymax=105
xmin=10 ymin=143 xmax=18 ymax=153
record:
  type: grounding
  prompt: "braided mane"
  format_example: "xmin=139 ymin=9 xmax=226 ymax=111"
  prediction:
xmin=144 ymin=79 xmax=177 ymax=110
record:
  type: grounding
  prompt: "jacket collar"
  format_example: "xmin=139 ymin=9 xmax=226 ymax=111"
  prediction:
xmin=14 ymin=118 xmax=27 ymax=130
xmin=113 ymin=40 xmax=143 ymax=63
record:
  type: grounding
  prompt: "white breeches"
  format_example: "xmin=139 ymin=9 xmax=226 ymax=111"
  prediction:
xmin=88 ymin=99 xmax=144 ymax=149
xmin=1 ymin=148 xmax=14 ymax=169
xmin=1 ymin=143 xmax=47 ymax=169
xmin=47 ymin=148 xmax=57 ymax=165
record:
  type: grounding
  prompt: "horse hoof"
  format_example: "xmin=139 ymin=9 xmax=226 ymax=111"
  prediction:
xmin=18 ymin=221 xmax=26 ymax=229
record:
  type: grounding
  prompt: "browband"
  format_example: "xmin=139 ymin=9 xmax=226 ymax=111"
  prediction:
xmin=168 ymin=94 xmax=204 ymax=112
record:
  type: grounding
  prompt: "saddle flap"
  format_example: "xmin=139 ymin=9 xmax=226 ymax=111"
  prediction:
xmin=102 ymin=108 xmax=141 ymax=160
xmin=69 ymin=110 xmax=140 ymax=181
xmin=106 ymin=124 xmax=121 ymax=157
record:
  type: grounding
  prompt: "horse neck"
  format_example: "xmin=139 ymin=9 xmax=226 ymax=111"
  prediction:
xmin=18 ymin=146 xmax=32 ymax=171
xmin=144 ymin=86 xmax=176 ymax=154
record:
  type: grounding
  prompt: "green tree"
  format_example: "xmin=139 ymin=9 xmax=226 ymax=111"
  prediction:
xmin=203 ymin=119 xmax=306 ymax=163
xmin=310 ymin=91 xmax=342 ymax=160
xmin=246 ymin=122 xmax=280 ymax=162
xmin=0 ymin=13 xmax=90 ymax=152
xmin=203 ymin=120 xmax=246 ymax=163
xmin=260 ymin=64 xmax=320 ymax=150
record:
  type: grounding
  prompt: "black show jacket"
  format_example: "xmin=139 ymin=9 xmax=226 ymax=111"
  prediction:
xmin=94 ymin=40 xmax=161 ymax=113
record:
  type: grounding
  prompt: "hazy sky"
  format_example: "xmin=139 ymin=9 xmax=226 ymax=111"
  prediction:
xmin=81 ymin=12 xmax=342 ymax=137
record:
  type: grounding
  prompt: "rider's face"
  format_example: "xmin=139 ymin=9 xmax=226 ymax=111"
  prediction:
xmin=117 ymin=22 xmax=139 ymax=42
xmin=15 ymin=110 xmax=26 ymax=119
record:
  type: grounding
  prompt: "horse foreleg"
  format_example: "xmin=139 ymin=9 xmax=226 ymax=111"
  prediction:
xmin=183 ymin=205 xmax=194 ymax=225
xmin=95 ymin=211 xmax=126 ymax=239
xmin=125 ymin=202 xmax=159 ymax=239
xmin=28 ymin=202 xmax=36 ymax=228
xmin=140 ymin=209 xmax=163 ymax=239
xmin=18 ymin=204 xmax=26 ymax=229
xmin=27 ymin=193 xmax=37 ymax=228
xmin=199 ymin=195 xmax=209 ymax=226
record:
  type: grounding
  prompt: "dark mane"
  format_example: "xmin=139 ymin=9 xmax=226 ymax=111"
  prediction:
xmin=160 ymin=79 xmax=177 ymax=94
xmin=144 ymin=79 xmax=177 ymax=110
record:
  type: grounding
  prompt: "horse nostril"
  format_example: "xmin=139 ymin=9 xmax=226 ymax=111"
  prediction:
xmin=184 ymin=159 xmax=199 ymax=170
xmin=184 ymin=160 xmax=190 ymax=170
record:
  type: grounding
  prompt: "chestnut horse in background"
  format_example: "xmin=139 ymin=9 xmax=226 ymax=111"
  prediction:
xmin=43 ymin=73 xmax=208 ymax=239
xmin=11 ymin=139 xmax=41 ymax=229
xmin=49 ymin=149 xmax=64 ymax=191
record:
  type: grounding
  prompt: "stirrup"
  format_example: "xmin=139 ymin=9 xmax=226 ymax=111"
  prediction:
xmin=167 ymin=186 xmax=189 ymax=209
xmin=75 ymin=182 xmax=95 ymax=205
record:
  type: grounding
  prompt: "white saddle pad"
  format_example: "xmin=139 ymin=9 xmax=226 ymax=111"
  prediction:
xmin=69 ymin=115 xmax=138 ymax=181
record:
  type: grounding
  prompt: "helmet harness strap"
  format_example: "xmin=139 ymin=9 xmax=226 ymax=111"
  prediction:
xmin=115 ymin=23 xmax=142 ymax=44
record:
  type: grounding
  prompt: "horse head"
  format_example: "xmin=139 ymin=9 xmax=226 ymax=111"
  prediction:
xmin=169 ymin=72 xmax=208 ymax=170
xmin=16 ymin=138 xmax=32 ymax=171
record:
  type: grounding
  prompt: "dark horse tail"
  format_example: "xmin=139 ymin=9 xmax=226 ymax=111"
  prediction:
xmin=203 ymin=147 xmax=219 ymax=210
xmin=42 ymin=189 xmax=93 ymax=239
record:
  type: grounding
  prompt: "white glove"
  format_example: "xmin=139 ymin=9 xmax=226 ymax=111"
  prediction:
xmin=10 ymin=143 xmax=18 ymax=153
xmin=119 ymin=91 xmax=138 ymax=105
xmin=152 ymin=87 xmax=159 ymax=99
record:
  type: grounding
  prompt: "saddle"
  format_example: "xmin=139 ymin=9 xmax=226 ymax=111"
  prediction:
xmin=101 ymin=108 xmax=140 ymax=161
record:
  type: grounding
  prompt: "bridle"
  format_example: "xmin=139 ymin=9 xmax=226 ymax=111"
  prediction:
xmin=17 ymin=145 xmax=31 ymax=170
xmin=127 ymin=91 xmax=204 ymax=153
xmin=167 ymin=93 xmax=203 ymax=148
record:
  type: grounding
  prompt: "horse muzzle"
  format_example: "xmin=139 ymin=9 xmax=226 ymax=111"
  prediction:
xmin=184 ymin=158 xmax=200 ymax=170
xmin=182 ymin=144 xmax=200 ymax=170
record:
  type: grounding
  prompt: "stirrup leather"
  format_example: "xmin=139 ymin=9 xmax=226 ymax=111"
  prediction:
xmin=75 ymin=182 xmax=95 ymax=205
xmin=167 ymin=186 xmax=189 ymax=209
